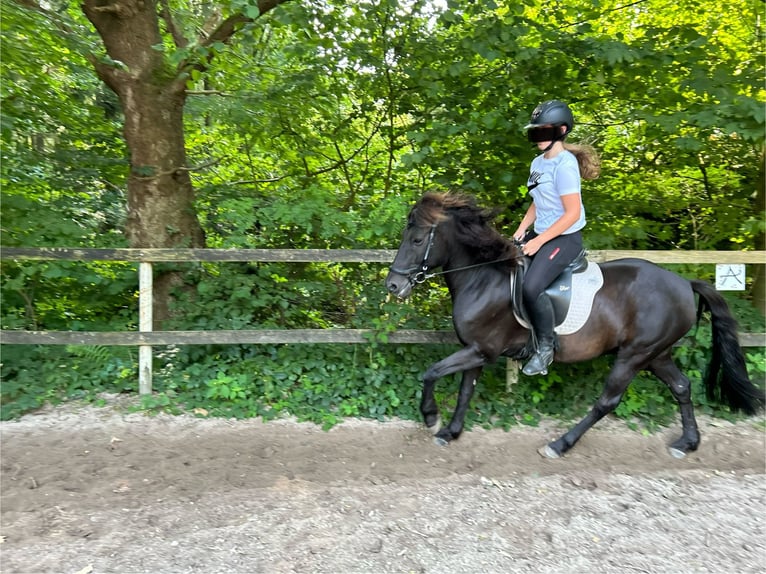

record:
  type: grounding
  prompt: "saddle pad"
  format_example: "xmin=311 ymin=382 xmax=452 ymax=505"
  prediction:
xmin=555 ymin=262 xmax=604 ymax=334
xmin=515 ymin=262 xmax=604 ymax=335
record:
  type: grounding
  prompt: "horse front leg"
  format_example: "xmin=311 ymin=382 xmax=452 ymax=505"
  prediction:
xmin=433 ymin=366 xmax=484 ymax=446
xmin=420 ymin=345 xmax=487 ymax=446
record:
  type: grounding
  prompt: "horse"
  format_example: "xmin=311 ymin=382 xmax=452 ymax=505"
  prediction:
xmin=385 ymin=192 xmax=764 ymax=458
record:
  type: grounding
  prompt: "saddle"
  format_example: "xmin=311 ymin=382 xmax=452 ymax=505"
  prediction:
xmin=510 ymin=250 xmax=604 ymax=335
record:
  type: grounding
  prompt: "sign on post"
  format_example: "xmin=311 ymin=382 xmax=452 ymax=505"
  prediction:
xmin=715 ymin=264 xmax=746 ymax=291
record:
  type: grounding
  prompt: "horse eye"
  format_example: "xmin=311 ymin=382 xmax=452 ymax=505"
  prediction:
xmin=412 ymin=236 xmax=424 ymax=245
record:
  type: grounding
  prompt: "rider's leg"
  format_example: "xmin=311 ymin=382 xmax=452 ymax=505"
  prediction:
xmin=522 ymin=292 xmax=556 ymax=375
xmin=520 ymin=232 xmax=582 ymax=376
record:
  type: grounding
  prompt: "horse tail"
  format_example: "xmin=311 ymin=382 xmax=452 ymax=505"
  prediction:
xmin=690 ymin=280 xmax=765 ymax=415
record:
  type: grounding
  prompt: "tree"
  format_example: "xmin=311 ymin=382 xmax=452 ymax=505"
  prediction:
xmin=79 ymin=0 xmax=294 ymax=319
xmin=79 ymin=0 xmax=295 ymax=246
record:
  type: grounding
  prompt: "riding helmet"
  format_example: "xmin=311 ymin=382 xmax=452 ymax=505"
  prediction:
xmin=524 ymin=100 xmax=574 ymax=136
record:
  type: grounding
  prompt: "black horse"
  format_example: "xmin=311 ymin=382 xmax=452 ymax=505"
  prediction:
xmin=385 ymin=192 xmax=764 ymax=458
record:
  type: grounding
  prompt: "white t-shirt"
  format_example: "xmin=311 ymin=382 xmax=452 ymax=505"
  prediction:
xmin=527 ymin=150 xmax=586 ymax=234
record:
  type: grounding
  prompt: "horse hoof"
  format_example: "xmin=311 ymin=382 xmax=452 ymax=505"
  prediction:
xmin=433 ymin=436 xmax=449 ymax=447
xmin=668 ymin=447 xmax=687 ymax=459
xmin=538 ymin=445 xmax=560 ymax=459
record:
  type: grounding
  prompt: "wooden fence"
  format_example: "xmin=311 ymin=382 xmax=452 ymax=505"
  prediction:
xmin=1 ymin=247 xmax=764 ymax=395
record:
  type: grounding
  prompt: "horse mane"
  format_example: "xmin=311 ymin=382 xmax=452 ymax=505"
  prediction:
xmin=411 ymin=192 xmax=520 ymax=265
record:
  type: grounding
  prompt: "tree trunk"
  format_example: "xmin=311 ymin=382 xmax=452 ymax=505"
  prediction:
xmin=82 ymin=0 xmax=205 ymax=323
xmin=82 ymin=0 xmax=206 ymax=249
xmin=123 ymin=82 xmax=205 ymax=324
xmin=123 ymin=87 xmax=205 ymax=250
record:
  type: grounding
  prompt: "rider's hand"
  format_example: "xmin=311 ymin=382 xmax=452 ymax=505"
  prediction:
xmin=522 ymin=236 xmax=544 ymax=256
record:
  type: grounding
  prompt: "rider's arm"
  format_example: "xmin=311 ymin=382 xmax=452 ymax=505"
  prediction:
xmin=513 ymin=203 xmax=536 ymax=241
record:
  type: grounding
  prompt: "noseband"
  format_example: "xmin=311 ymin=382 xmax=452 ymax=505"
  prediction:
xmin=388 ymin=223 xmax=437 ymax=285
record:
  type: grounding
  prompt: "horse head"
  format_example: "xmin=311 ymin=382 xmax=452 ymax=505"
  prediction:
xmin=385 ymin=194 xmax=451 ymax=298
xmin=385 ymin=192 xmax=517 ymax=299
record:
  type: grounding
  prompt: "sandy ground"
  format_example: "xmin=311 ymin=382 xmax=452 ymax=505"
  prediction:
xmin=1 ymin=397 xmax=765 ymax=574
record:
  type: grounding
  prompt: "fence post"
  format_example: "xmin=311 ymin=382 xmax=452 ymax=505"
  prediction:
xmin=138 ymin=261 xmax=153 ymax=395
xmin=506 ymin=359 xmax=519 ymax=392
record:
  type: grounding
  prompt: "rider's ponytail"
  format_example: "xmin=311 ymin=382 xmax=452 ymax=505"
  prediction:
xmin=564 ymin=143 xmax=601 ymax=180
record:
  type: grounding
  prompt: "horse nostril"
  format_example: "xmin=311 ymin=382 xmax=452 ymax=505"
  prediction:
xmin=387 ymin=281 xmax=398 ymax=293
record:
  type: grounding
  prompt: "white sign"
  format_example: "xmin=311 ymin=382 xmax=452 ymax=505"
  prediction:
xmin=715 ymin=264 xmax=746 ymax=291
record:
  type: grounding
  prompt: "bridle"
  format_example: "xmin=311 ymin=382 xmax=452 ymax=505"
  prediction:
xmin=388 ymin=223 xmax=438 ymax=285
xmin=388 ymin=222 xmax=523 ymax=286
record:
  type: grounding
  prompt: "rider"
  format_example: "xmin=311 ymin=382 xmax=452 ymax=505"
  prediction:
xmin=512 ymin=100 xmax=600 ymax=376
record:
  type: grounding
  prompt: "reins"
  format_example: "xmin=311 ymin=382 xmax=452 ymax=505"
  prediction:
xmin=417 ymin=256 xmax=521 ymax=283
xmin=389 ymin=222 xmax=525 ymax=286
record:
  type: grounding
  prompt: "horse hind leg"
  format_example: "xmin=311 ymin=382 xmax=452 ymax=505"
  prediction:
xmin=648 ymin=353 xmax=700 ymax=458
xmin=542 ymin=356 xmax=640 ymax=458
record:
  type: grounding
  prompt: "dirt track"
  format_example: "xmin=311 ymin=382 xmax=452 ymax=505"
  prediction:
xmin=1 ymin=398 xmax=765 ymax=574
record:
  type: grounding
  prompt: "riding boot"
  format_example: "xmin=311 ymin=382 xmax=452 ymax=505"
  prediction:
xmin=522 ymin=292 xmax=556 ymax=376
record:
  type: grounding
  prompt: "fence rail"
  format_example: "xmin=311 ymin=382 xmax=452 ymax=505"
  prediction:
xmin=2 ymin=248 xmax=764 ymax=394
xmin=0 ymin=329 xmax=460 ymax=346
xmin=3 ymin=247 xmax=766 ymax=264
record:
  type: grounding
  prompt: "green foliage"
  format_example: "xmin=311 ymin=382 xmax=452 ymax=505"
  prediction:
xmin=148 ymin=343 xmax=431 ymax=429
xmin=4 ymin=291 xmax=762 ymax=430
xmin=1 ymin=1 xmax=127 ymax=247
xmin=2 ymin=259 xmax=137 ymax=331
xmin=1 ymin=345 xmax=136 ymax=420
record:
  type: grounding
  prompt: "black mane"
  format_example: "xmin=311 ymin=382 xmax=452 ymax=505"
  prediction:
xmin=410 ymin=192 xmax=519 ymax=265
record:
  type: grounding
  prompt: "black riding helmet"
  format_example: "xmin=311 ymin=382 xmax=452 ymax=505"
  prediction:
xmin=525 ymin=100 xmax=574 ymax=145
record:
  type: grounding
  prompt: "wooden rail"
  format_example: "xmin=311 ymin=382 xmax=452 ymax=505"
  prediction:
xmin=1 ymin=248 xmax=764 ymax=394
xmin=0 ymin=329 xmax=460 ymax=346
xmin=3 ymin=247 xmax=765 ymax=264
xmin=1 ymin=328 xmax=762 ymax=347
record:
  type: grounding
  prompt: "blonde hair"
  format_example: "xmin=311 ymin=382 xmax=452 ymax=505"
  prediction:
xmin=564 ymin=142 xmax=601 ymax=180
